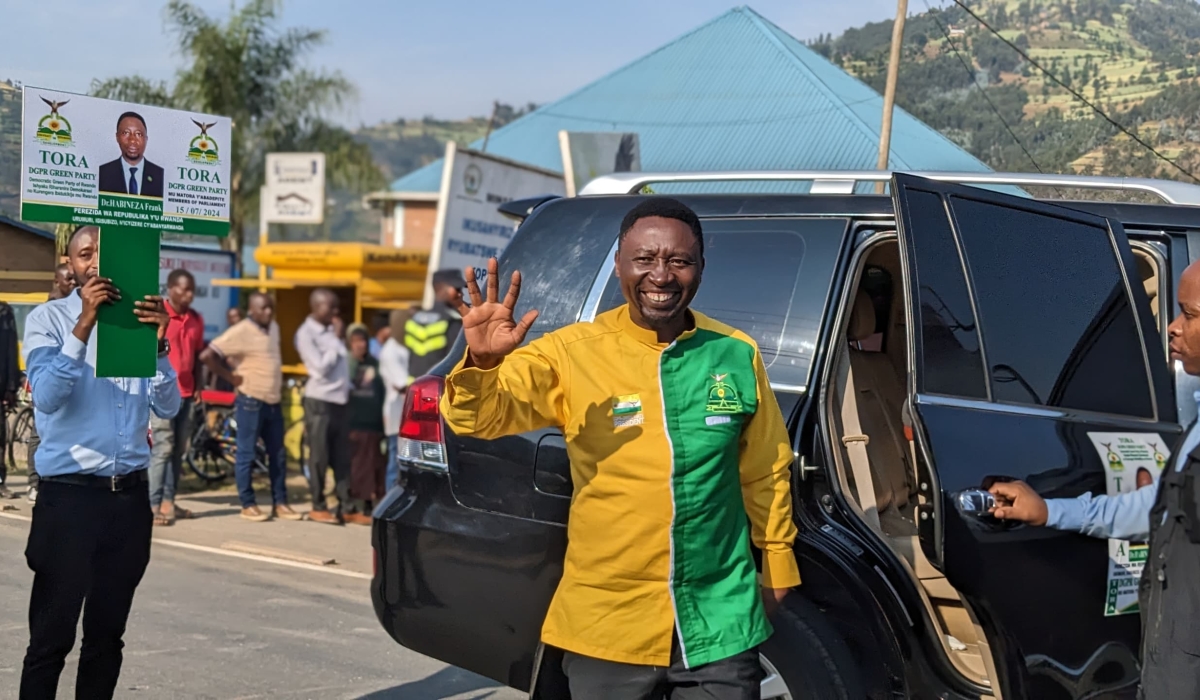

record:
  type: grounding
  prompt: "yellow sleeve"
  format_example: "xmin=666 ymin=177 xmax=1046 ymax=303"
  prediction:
xmin=739 ymin=348 xmax=801 ymax=589
xmin=440 ymin=333 xmax=567 ymax=439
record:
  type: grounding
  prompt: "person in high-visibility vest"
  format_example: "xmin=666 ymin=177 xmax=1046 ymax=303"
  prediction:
xmin=404 ymin=269 xmax=464 ymax=382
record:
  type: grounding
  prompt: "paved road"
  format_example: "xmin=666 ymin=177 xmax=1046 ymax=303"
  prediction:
xmin=0 ymin=515 xmax=524 ymax=700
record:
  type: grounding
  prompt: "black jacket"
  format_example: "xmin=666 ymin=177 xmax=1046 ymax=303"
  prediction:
xmin=98 ymin=158 xmax=164 ymax=198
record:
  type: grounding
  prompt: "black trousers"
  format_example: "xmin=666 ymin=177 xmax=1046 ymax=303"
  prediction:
xmin=303 ymin=398 xmax=352 ymax=514
xmin=21 ymin=479 xmax=152 ymax=700
xmin=562 ymin=637 xmax=764 ymax=700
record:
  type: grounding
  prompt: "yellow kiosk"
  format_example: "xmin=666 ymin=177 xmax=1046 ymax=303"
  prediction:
xmin=214 ymin=242 xmax=429 ymax=460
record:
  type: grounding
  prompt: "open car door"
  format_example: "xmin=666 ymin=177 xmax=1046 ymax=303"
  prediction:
xmin=891 ymin=173 xmax=1180 ymax=699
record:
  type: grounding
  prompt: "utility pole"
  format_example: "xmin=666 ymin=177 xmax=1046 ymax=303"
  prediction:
xmin=875 ymin=0 xmax=909 ymax=194
xmin=481 ymin=100 xmax=500 ymax=152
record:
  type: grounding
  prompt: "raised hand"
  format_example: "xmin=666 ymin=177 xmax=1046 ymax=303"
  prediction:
xmin=456 ymin=258 xmax=539 ymax=370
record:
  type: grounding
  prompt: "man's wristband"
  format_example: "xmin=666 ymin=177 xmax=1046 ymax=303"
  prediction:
xmin=158 ymin=338 xmax=171 ymax=358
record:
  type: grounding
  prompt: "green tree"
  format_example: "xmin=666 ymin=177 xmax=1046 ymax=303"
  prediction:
xmin=90 ymin=0 xmax=384 ymax=263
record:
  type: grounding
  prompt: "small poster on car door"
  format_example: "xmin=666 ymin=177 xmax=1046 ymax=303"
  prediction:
xmin=1087 ymin=432 xmax=1170 ymax=617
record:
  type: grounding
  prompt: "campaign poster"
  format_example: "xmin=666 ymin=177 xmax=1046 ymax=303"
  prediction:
xmin=1087 ymin=432 xmax=1171 ymax=617
xmin=425 ymin=142 xmax=565 ymax=306
xmin=20 ymin=86 xmax=231 ymax=235
xmin=558 ymin=131 xmax=641 ymax=197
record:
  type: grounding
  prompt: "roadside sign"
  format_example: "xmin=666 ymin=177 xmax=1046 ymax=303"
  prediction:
xmin=18 ymin=85 xmax=231 ymax=377
xmin=558 ymin=131 xmax=641 ymax=198
xmin=264 ymin=152 xmax=325 ymax=224
xmin=426 ymin=142 xmax=565 ymax=306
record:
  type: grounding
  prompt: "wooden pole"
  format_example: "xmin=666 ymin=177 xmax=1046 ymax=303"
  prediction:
xmin=481 ymin=100 xmax=500 ymax=152
xmin=875 ymin=0 xmax=909 ymax=194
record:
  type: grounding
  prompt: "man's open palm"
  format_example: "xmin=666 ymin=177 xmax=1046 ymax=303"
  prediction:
xmin=455 ymin=258 xmax=539 ymax=370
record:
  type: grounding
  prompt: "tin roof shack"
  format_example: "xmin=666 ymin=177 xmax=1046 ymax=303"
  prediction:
xmin=0 ymin=215 xmax=55 ymax=294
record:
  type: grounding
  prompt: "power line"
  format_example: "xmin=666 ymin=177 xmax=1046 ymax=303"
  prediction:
xmin=948 ymin=0 xmax=1200 ymax=183
xmin=923 ymin=0 xmax=1046 ymax=173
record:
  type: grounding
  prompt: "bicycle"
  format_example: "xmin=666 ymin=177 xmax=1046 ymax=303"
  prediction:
xmin=6 ymin=379 xmax=34 ymax=470
xmin=185 ymin=384 xmax=311 ymax=484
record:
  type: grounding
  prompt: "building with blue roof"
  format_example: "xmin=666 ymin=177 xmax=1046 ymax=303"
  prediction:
xmin=368 ymin=5 xmax=990 ymax=247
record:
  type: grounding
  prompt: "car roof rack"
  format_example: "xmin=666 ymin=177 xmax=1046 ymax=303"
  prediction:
xmin=577 ymin=170 xmax=1200 ymax=206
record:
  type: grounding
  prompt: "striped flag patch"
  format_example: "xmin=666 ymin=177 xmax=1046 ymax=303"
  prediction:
xmin=613 ymin=394 xmax=644 ymax=427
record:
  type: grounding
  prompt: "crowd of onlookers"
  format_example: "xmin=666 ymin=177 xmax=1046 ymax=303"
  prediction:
xmin=8 ymin=259 xmax=466 ymax=526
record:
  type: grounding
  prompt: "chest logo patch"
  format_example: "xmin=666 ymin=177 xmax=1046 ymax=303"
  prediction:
xmin=705 ymin=374 xmax=742 ymax=413
xmin=613 ymin=394 xmax=644 ymax=428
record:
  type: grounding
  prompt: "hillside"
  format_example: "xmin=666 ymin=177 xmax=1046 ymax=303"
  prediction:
xmin=810 ymin=0 xmax=1200 ymax=187
xmin=353 ymin=103 xmax=536 ymax=183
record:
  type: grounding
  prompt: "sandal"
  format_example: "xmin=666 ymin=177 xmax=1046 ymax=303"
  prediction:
xmin=160 ymin=501 xmax=193 ymax=523
xmin=153 ymin=511 xmax=173 ymax=526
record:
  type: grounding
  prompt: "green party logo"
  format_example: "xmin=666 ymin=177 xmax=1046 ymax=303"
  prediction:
xmin=705 ymin=373 xmax=742 ymax=413
xmin=186 ymin=119 xmax=220 ymax=164
xmin=1102 ymin=442 xmax=1124 ymax=472
xmin=1150 ymin=443 xmax=1167 ymax=471
xmin=34 ymin=96 xmax=72 ymax=146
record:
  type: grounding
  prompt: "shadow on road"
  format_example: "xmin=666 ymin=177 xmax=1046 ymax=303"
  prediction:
xmin=356 ymin=666 xmax=504 ymax=699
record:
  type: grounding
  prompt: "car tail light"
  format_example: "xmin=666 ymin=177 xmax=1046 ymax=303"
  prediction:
xmin=396 ymin=375 xmax=447 ymax=471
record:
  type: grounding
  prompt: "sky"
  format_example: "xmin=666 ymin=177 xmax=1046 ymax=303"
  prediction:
xmin=0 ymin=0 xmax=938 ymax=127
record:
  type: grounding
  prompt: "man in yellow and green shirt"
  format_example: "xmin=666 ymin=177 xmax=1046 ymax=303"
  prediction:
xmin=442 ymin=197 xmax=800 ymax=699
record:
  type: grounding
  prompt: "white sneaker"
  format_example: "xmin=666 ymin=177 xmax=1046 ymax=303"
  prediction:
xmin=26 ymin=486 xmax=37 ymax=504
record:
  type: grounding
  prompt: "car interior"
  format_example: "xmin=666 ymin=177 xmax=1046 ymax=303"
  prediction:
xmin=825 ymin=235 xmax=1165 ymax=697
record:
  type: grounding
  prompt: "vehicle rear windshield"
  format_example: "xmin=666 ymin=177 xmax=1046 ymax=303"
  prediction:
xmin=597 ymin=217 xmax=847 ymax=391
xmin=494 ymin=198 xmax=624 ymax=342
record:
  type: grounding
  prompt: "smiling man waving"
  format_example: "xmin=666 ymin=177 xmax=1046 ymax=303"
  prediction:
xmin=441 ymin=197 xmax=799 ymax=700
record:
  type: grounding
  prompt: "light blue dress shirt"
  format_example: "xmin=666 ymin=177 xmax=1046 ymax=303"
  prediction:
xmin=1045 ymin=392 xmax=1200 ymax=543
xmin=120 ymin=158 xmax=145 ymax=195
xmin=22 ymin=291 xmax=181 ymax=477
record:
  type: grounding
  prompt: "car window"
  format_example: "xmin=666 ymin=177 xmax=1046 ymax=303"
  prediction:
xmin=902 ymin=190 xmax=988 ymax=399
xmin=598 ymin=218 xmax=847 ymax=390
xmin=493 ymin=198 xmax=624 ymax=343
xmin=950 ymin=196 xmax=1154 ymax=418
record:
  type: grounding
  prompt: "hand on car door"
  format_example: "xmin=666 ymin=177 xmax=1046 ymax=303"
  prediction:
xmin=988 ymin=481 xmax=1049 ymax=526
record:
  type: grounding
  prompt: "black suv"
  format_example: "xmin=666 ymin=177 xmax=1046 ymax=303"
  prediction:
xmin=371 ymin=172 xmax=1200 ymax=700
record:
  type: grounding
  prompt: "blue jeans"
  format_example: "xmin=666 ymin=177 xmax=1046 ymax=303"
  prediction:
xmin=386 ymin=435 xmax=399 ymax=492
xmin=234 ymin=394 xmax=287 ymax=509
xmin=149 ymin=397 xmax=195 ymax=508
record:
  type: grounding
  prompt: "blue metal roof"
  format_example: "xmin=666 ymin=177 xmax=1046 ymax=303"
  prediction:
xmin=390 ymin=5 xmax=990 ymax=194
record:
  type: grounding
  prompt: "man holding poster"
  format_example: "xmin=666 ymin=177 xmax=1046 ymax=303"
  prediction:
xmin=988 ymin=259 xmax=1200 ymax=698
xmin=20 ymin=226 xmax=179 ymax=699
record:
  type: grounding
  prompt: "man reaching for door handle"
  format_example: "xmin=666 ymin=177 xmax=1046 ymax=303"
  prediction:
xmin=986 ymin=259 xmax=1200 ymax=699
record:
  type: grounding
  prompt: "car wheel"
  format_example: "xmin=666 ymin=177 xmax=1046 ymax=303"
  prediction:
xmin=760 ymin=594 xmax=868 ymax=700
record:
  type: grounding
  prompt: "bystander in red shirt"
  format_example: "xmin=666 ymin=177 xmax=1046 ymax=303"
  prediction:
xmin=165 ymin=300 xmax=205 ymax=398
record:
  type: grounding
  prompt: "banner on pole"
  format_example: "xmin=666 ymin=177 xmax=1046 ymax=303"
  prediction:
xmin=20 ymin=86 xmax=232 ymax=236
xmin=263 ymin=152 xmax=325 ymax=224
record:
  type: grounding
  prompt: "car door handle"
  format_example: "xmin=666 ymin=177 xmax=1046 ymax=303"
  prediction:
xmin=955 ymin=488 xmax=997 ymax=518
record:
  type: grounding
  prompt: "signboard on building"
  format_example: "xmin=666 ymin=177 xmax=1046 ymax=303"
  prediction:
xmin=558 ymin=131 xmax=641 ymax=197
xmin=264 ymin=152 xmax=325 ymax=224
xmin=19 ymin=86 xmax=232 ymax=235
xmin=159 ymin=245 xmax=236 ymax=340
xmin=426 ymin=142 xmax=565 ymax=306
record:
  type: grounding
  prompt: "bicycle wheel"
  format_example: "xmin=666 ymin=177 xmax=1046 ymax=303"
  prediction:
xmin=185 ymin=404 xmax=234 ymax=482
xmin=9 ymin=407 xmax=34 ymax=469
